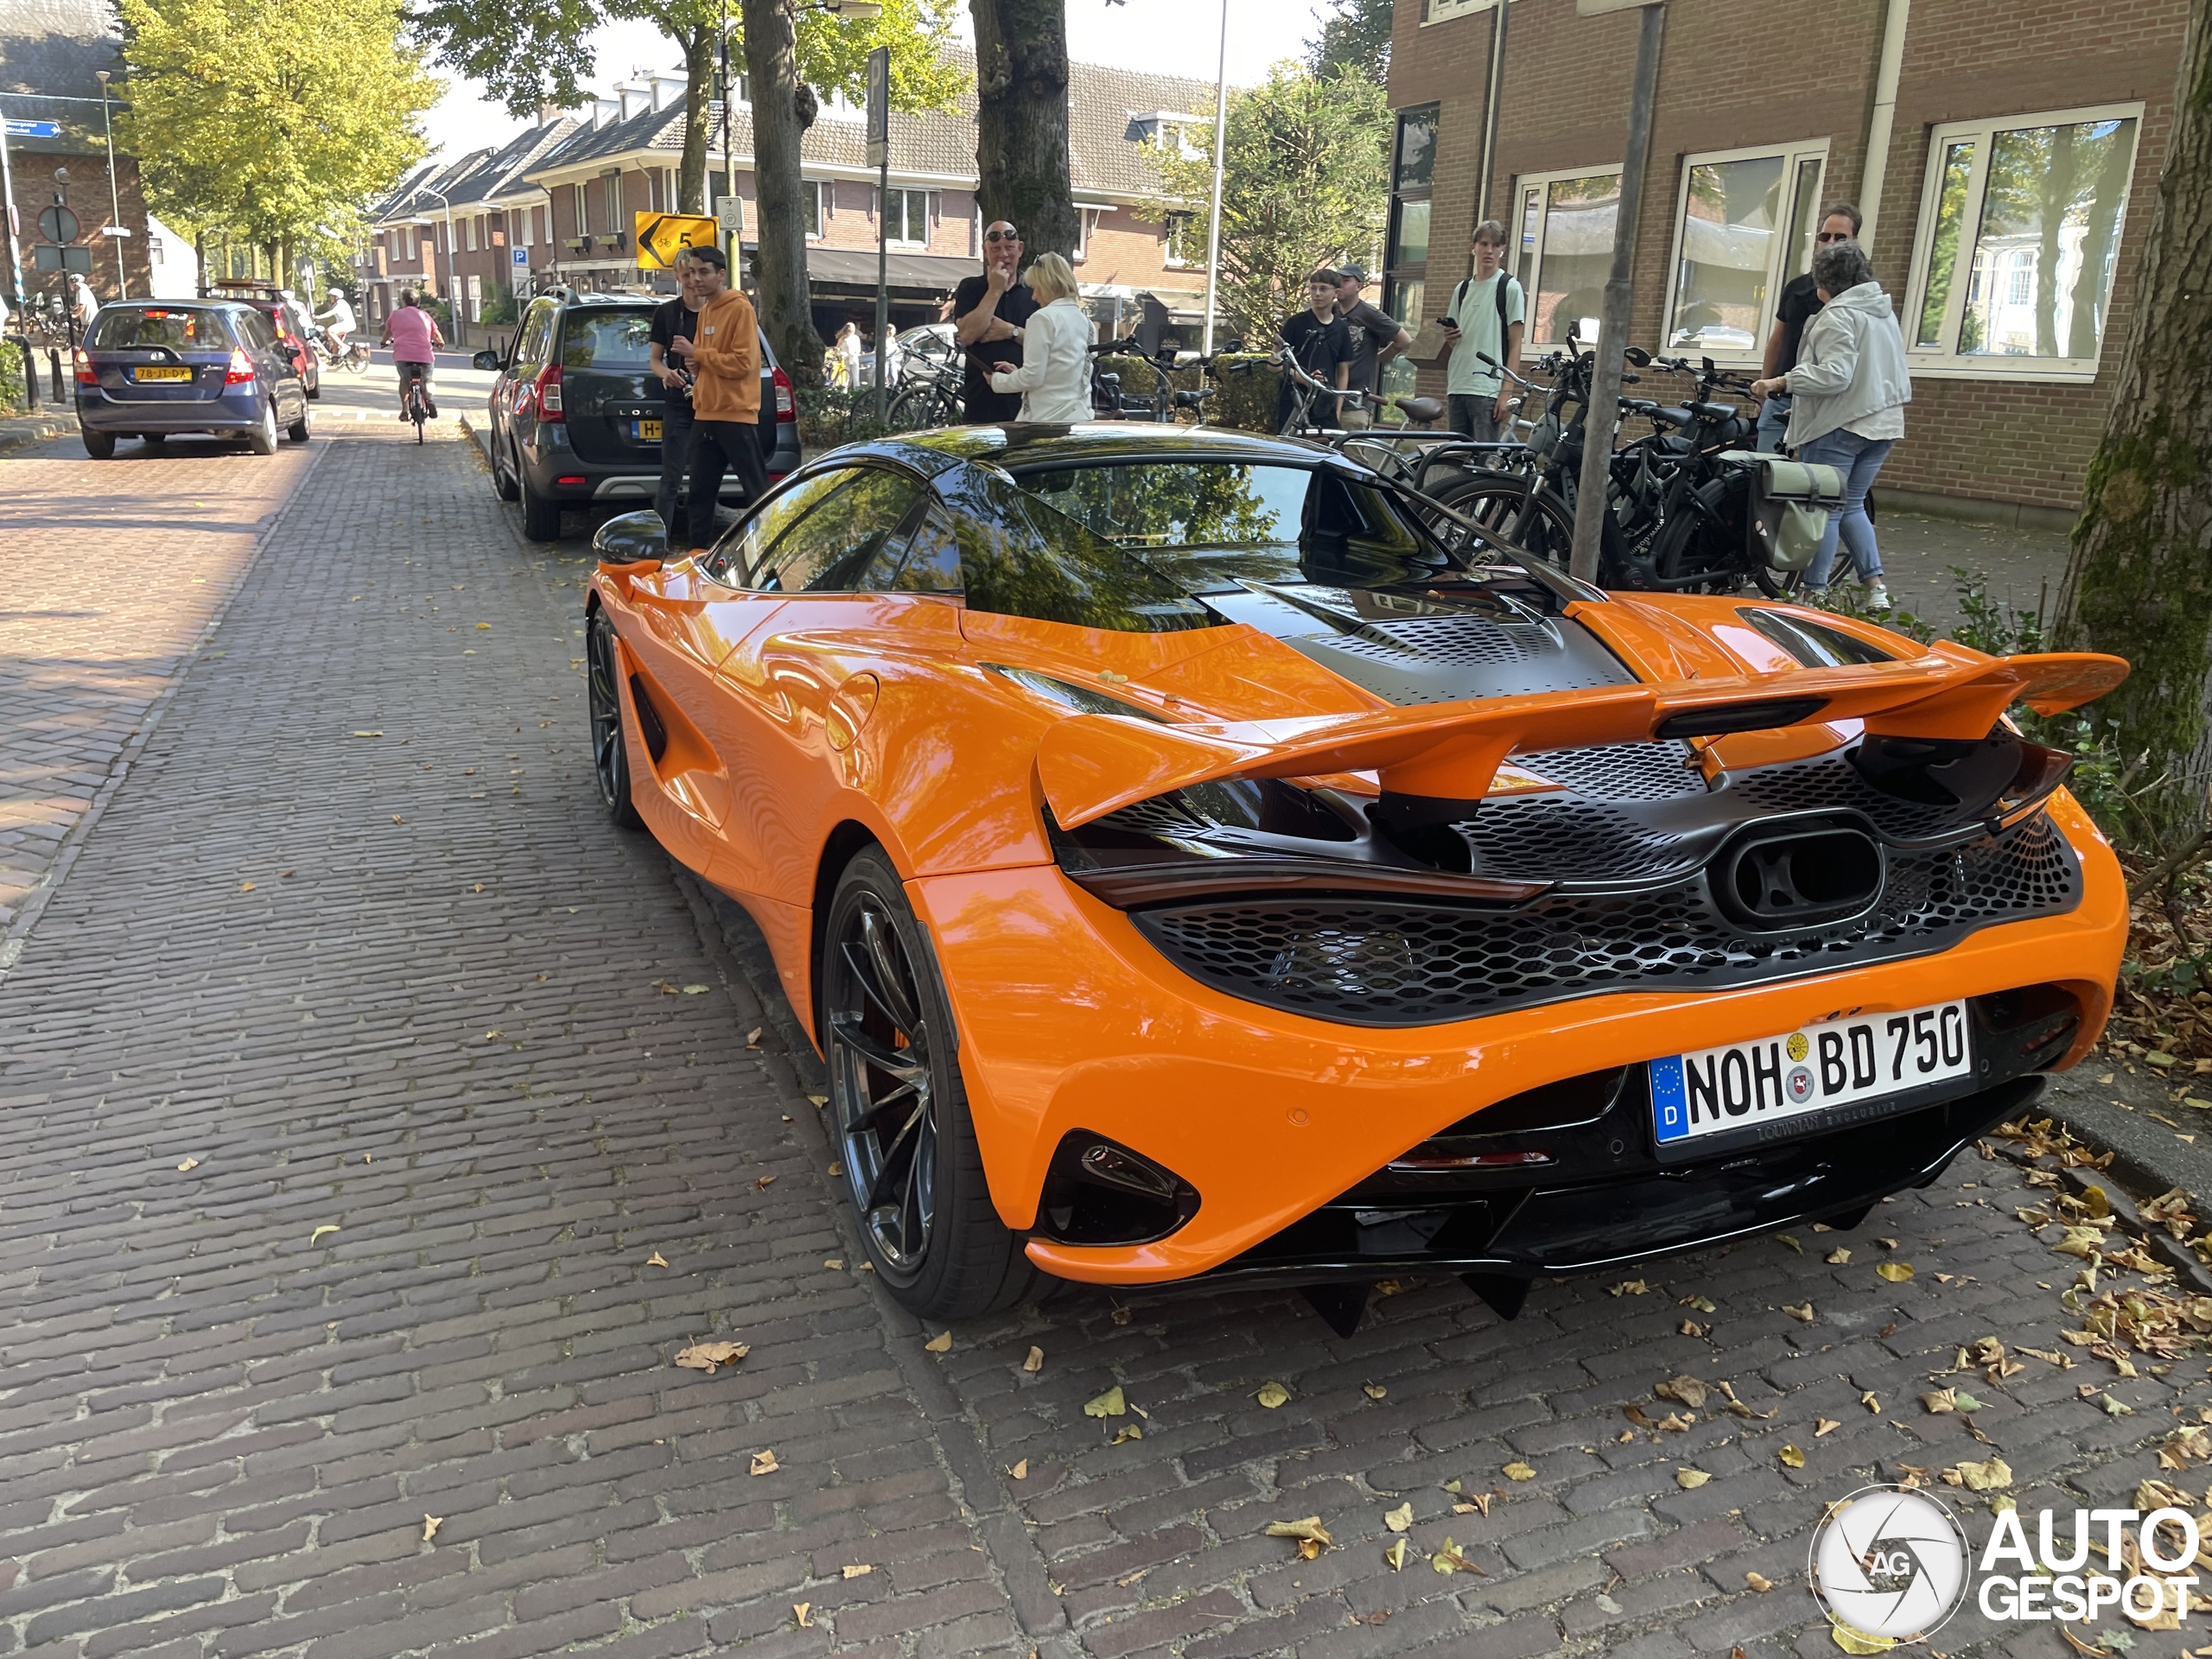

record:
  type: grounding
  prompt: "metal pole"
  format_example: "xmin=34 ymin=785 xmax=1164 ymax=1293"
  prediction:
xmin=721 ymin=3 xmax=739 ymax=273
xmin=97 ymin=72 xmax=125 ymax=294
xmin=874 ymin=156 xmax=889 ymax=424
xmin=1476 ymin=0 xmax=1510 ymax=226
xmin=1567 ymin=2 xmax=1663 ymax=587
xmin=0 ymin=112 xmax=23 ymax=317
xmin=425 ymin=185 xmax=461 ymax=348
xmin=1198 ymin=0 xmax=1230 ymax=356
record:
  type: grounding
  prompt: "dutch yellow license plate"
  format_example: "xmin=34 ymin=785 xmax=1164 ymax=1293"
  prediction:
xmin=635 ymin=419 xmax=663 ymax=441
xmin=134 ymin=366 xmax=192 ymax=383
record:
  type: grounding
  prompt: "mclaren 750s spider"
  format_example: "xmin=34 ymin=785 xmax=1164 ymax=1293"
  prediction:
xmin=584 ymin=423 xmax=2127 ymax=1327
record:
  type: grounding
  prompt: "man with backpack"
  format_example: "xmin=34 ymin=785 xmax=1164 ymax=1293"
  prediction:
xmin=1439 ymin=219 xmax=1525 ymax=442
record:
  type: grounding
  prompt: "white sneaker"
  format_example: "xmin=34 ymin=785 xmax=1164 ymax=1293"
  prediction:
xmin=1864 ymin=581 xmax=1893 ymax=612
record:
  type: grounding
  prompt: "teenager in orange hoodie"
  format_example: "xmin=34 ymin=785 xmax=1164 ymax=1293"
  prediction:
xmin=666 ymin=244 xmax=765 ymax=552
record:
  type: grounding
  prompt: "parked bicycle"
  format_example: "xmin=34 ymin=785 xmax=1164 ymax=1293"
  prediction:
xmin=1086 ymin=336 xmax=1217 ymax=423
xmin=884 ymin=346 xmax=963 ymax=429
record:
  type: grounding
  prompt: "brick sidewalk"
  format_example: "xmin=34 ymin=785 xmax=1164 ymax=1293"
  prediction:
xmin=1 ymin=422 xmax=2202 ymax=1659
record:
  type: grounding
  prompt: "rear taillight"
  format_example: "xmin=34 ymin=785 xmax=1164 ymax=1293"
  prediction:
xmin=73 ymin=350 xmax=96 ymax=385
xmin=772 ymin=365 xmax=794 ymax=423
xmin=224 ymin=348 xmax=256 ymax=385
xmin=536 ymin=363 xmax=564 ymax=420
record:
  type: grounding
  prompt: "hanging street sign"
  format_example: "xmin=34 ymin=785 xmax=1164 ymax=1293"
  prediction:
xmin=5 ymin=119 xmax=61 ymax=139
xmin=633 ymin=211 xmax=719 ymax=270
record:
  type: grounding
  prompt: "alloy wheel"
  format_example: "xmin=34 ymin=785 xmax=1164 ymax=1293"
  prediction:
xmin=828 ymin=899 xmax=938 ymax=1279
xmin=586 ymin=612 xmax=627 ymax=811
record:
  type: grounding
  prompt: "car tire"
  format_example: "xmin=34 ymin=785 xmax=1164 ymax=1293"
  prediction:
xmin=493 ymin=437 xmax=521 ymax=502
xmin=519 ymin=467 xmax=562 ymax=541
xmin=585 ymin=608 xmax=645 ymax=830
xmin=286 ymin=404 xmax=312 ymax=443
xmin=82 ymin=429 xmax=116 ymax=460
xmin=246 ymin=397 xmax=279 ymax=456
xmin=823 ymin=849 xmax=1034 ymax=1320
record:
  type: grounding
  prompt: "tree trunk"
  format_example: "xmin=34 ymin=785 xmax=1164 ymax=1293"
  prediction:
xmin=741 ymin=0 xmax=825 ymax=389
xmin=2055 ymin=0 xmax=2212 ymax=842
xmin=969 ymin=0 xmax=1078 ymax=264
xmin=678 ymin=22 xmax=713 ymax=215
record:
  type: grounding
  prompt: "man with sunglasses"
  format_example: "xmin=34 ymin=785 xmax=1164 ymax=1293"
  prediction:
xmin=952 ymin=220 xmax=1039 ymax=423
xmin=1759 ymin=203 xmax=1860 ymax=453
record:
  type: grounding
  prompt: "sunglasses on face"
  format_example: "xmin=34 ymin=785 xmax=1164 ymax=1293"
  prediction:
xmin=1816 ymin=231 xmax=1852 ymax=243
xmin=986 ymin=229 xmax=1020 ymax=243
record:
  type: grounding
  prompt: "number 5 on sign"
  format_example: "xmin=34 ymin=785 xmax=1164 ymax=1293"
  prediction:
xmin=635 ymin=213 xmax=720 ymax=270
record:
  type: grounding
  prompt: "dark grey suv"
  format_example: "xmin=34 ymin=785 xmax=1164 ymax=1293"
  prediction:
xmin=474 ymin=289 xmax=800 ymax=542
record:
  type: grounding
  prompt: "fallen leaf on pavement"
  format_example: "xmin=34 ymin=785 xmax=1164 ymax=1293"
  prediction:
xmin=1383 ymin=1502 xmax=1413 ymax=1533
xmin=1815 ymin=1418 xmax=1842 ymax=1437
xmin=746 ymin=1027 xmax=762 ymax=1047
xmin=1862 ymin=1391 xmax=1881 ymax=1414
xmin=1943 ymin=1455 xmax=2012 ymax=1491
xmin=823 ymin=1258 xmax=843 ymax=1269
xmin=1783 ymin=1302 xmax=1815 ymax=1323
xmin=309 ymin=1224 xmax=340 ymax=1244
xmin=1429 ymin=1537 xmax=1483 ymax=1575
xmin=1656 ymin=1376 xmax=1710 ymax=1409
xmin=1110 ymin=1306 xmax=1132 ymax=1325
xmin=925 ymin=1331 xmax=952 ymax=1353
xmin=1780 ymin=1445 xmax=1807 ymax=1468
xmin=423 ymin=1515 xmax=442 ymax=1541
xmin=1008 ymin=1459 xmax=1028 ymax=1480
xmin=807 ymin=1094 xmax=828 ymax=1108
xmin=1266 ymin=1516 xmax=1333 ymax=1551
xmin=176 ymin=1157 xmax=200 ymax=1173
xmin=793 ymin=1605 xmax=811 ymax=1629
xmin=1876 ymin=1262 xmax=1916 ymax=1282
xmin=1676 ymin=1468 xmax=1711 ymax=1488
xmin=1680 ymin=1294 xmax=1717 ymax=1313
xmin=1609 ymin=1279 xmax=1649 ymax=1296
xmin=1680 ymin=1319 xmax=1710 ymax=1338
xmin=1255 ymin=1381 xmax=1291 ymax=1408
xmin=750 ymin=1450 xmax=779 ymax=1476
xmin=1112 ymin=1424 xmax=1143 ymax=1444
xmin=674 ymin=1340 xmax=748 ymax=1373
xmin=681 ymin=984 xmax=708 ymax=995
xmin=1777 ymin=1235 xmax=1802 ymax=1253
xmin=238 ymin=881 xmax=256 ymax=892
xmin=1827 ymin=1248 xmax=1853 ymax=1264
xmin=1024 ymin=1346 xmax=1045 ymax=1373
xmin=391 ymin=815 xmax=404 ymax=824
xmin=352 ymin=730 xmax=383 ymax=738
xmin=753 ymin=1175 xmax=776 ymax=1190
xmin=1746 ymin=1571 xmax=1773 ymax=1592
xmin=1954 ymin=1390 xmax=1985 ymax=1412
xmin=1385 ymin=1538 xmax=1408 ymax=1571
xmin=646 ymin=1251 xmax=668 ymax=1268
xmin=1084 ymin=1387 xmax=1127 ymax=1418
xmin=1465 ymin=1492 xmax=1491 ymax=1516
xmin=842 ymin=1564 xmax=872 ymax=1580
xmin=1832 ymin=1626 xmax=1894 ymax=1654
xmin=1363 ymin=1383 xmax=1387 ymax=1400
xmin=1503 ymin=1461 xmax=1535 ymax=1481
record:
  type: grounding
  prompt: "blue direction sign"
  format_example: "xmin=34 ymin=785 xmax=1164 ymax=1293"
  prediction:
xmin=4 ymin=119 xmax=62 ymax=139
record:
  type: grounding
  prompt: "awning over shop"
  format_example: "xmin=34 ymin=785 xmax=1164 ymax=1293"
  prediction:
xmin=805 ymin=246 xmax=981 ymax=294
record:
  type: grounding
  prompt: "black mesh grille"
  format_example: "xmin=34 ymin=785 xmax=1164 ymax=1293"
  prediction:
xmin=1732 ymin=752 xmax=1959 ymax=841
xmin=1461 ymin=798 xmax=1697 ymax=881
xmin=1326 ymin=617 xmax=1553 ymax=668
xmin=1519 ymin=741 xmax=1707 ymax=803
xmin=1130 ymin=815 xmax=2080 ymax=1027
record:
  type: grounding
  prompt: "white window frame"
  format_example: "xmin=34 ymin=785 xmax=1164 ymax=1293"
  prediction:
xmin=1509 ymin=163 xmax=1622 ymax=350
xmin=1658 ymin=136 xmax=1830 ymax=367
xmin=882 ymin=187 xmax=930 ymax=250
xmin=1421 ymin=0 xmax=1496 ymax=22
xmin=1072 ymin=207 xmax=1096 ymax=264
xmin=1900 ymin=99 xmax=2144 ymax=383
xmin=1162 ymin=211 xmax=1193 ymax=269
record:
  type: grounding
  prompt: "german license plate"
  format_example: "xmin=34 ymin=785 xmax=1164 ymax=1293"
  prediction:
xmin=1650 ymin=998 xmax=1973 ymax=1149
xmin=133 ymin=366 xmax=192 ymax=382
xmin=634 ymin=418 xmax=663 ymax=441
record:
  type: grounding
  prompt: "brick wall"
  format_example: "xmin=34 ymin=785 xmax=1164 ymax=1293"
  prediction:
xmin=3 ymin=149 xmax=153 ymax=303
xmin=1389 ymin=0 xmax=2187 ymax=512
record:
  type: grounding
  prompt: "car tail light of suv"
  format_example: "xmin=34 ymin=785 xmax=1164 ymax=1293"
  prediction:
xmin=73 ymin=350 xmax=96 ymax=386
xmin=535 ymin=363 xmax=565 ymax=421
xmin=772 ymin=365 xmax=795 ymax=424
xmin=224 ymin=348 xmax=257 ymax=385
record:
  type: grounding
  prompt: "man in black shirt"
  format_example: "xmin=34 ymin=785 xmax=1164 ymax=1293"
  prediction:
xmin=1276 ymin=270 xmax=1356 ymax=434
xmin=1758 ymin=202 xmax=1859 ymax=452
xmin=1332 ymin=263 xmax=1410 ymax=429
xmin=951 ymin=219 xmax=1039 ymax=423
xmin=649 ymin=252 xmax=704 ymax=541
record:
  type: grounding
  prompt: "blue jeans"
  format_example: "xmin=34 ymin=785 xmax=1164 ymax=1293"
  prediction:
xmin=1756 ymin=393 xmax=1791 ymax=453
xmin=1797 ymin=428 xmax=1893 ymax=588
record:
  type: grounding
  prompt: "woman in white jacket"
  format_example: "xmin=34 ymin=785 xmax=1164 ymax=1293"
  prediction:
xmin=1749 ymin=239 xmax=1910 ymax=607
xmin=988 ymin=252 xmax=1093 ymax=425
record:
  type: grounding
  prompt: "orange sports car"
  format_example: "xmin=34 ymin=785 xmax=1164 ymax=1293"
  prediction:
xmin=584 ymin=425 xmax=2126 ymax=1327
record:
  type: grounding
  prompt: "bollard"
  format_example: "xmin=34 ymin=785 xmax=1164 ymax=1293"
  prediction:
xmin=16 ymin=337 xmax=36 ymax=409
xmin=48 ymin=346 xmax=64 ymax=403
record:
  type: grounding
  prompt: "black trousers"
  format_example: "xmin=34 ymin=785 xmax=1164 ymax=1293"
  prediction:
xmin=683 ymin=418 xmax=768 ymax=553
xmin=652 ymin=399 xmax=695 ymax=542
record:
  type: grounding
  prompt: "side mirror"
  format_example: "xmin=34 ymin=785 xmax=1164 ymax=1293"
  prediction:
xmin=593 ymin=510 xmax=670 ymax=569
xmin=471 ymin=349 xmax=501 ymax=372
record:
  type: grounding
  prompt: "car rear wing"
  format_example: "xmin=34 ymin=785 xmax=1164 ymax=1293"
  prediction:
xmin=1035 ymin=646 xmax=2128 ymax=833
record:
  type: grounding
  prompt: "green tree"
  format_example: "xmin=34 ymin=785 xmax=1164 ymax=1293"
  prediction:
xmin=1306 ymin=0 xmax=1392 ymax=80
xmin=1141 ymin=63 xmax=1389 ymax=342
xmin=411 ymin=0 xmax=961 ymax=218
xmin=118 ymin=0 xmax=436 ymax=259
xmin=2054 ymin=0 xmax=2212 ymax=849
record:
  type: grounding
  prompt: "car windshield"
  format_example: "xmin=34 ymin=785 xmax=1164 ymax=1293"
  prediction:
xmin=561 ymin=311 xmax=655 ymax=371
xmin=88 ymin=308 xmax=232 ymax=350
xmin=1005 ymin=459 xmax=1452 ymax=591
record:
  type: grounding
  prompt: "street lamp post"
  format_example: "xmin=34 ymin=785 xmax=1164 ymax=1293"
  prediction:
xmin=1199 ymin=0 xmax=1230 ymax=357
xmin=421 ymin=184 xmax=463 ymax=347
xmin=95 ymin=69 xmax=126 ymax=295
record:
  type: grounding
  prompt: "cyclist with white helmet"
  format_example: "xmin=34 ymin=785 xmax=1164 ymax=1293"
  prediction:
xmin=314 ymin=286 xmax=356 ymax=361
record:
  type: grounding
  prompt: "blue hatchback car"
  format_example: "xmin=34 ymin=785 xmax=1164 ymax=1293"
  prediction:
xmin=75 ymin=300 xmax=312 ymax=459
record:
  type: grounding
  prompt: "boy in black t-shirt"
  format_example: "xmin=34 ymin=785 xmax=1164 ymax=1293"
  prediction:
xmin=649 ymin=254 xmax=704 ymax=541
xmin=952 ymin=219 xmax=1039 ymax=423
xmin=1275 ymin=270 xmax=1356 ymax=435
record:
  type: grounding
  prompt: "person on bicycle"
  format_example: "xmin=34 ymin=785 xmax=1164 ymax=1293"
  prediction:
xmin=67 ymin=273 xmax=100 ymax=338
xmin=382 ymin=289 xmax=443 ymax=422
xmin=1274 ymin=270 xmax=1355 ymax=435
xmin=315 ymin=287 xmax=356 ymax=361
xmin=1439 ymin=220 xmax=1524 ymax=442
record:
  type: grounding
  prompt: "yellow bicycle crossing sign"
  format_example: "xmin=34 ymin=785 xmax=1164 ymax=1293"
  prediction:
xmin=633 ymin=212 xmax=720 ymax=270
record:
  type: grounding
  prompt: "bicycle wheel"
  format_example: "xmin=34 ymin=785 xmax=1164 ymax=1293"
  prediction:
xmin=1430 ymin=473 xmax=1578 ymax=572
xmin=1651 ymin=475 xmax=1753 ymax=596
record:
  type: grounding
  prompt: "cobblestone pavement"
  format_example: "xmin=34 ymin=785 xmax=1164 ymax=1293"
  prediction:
xmin=2 ymin=417 xmax=2204 ymax=1659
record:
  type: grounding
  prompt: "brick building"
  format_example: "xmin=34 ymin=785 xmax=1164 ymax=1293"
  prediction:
xmin=356 ymin=49 xmax=1210 ymax=347
xmin=1388 ymin=0 xmax=2187 ymax=519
